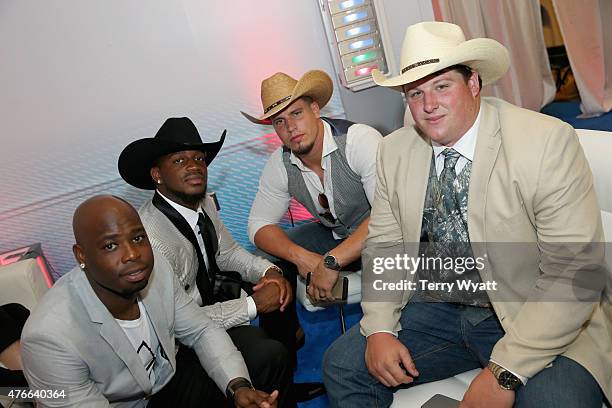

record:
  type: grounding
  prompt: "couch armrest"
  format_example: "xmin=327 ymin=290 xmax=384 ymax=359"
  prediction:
xmin=0 ymin=258 xmax=51 ymax=311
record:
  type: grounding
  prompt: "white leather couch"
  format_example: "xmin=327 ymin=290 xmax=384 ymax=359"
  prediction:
xmin=391 ymin=128 xmax=612 ymax=407
xmin=0 ymin=258 xmax=51 ymax=311
xmin=0 ymin=258 xmax=51 ymax=408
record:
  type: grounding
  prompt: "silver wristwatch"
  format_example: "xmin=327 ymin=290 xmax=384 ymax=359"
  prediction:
xmin=323 ymin=252 xmax=342 ymax=271
xmin=487 ymin=361 xmax=522 ymax=391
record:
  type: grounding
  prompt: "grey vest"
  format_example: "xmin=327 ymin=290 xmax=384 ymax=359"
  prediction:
xmin=282 ymin=117 xmax=370 ymax=238
xmin=418 ymin=153 xmax=491 ymax=306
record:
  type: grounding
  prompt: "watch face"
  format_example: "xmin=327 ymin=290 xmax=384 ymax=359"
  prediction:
xmin=498 ymin=371 xmax=521 ymax=390
xmin=324 ymin=255 xmax=337 ymax=268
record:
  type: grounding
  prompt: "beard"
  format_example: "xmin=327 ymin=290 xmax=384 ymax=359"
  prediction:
xmin=86 ymin=273 xmax=150 ymax=301
xmin=291 ymin=139 xmax=316 ymax=156
xmin=164 ymin=184 xmax=207 ymax=209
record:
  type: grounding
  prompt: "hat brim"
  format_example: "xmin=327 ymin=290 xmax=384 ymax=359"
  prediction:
xmin=373 ymin=38 xmax=509 ymax=91
xmin=118 ymin=130 xmax=226 ymax=190
xmin=242 ymin=70 xmax=333 ymax=125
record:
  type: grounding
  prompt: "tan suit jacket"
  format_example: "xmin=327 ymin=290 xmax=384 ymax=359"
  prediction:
xmin=361 ymin=97 xmax=612 ymax=401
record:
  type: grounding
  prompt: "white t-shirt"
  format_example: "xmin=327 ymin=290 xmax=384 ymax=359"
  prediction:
xmin=116 ymin=299 xmax=158 ymax=386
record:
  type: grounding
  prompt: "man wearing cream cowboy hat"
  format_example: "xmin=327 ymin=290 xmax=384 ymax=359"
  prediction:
xmin=243 ymin=70 xmax=382 ymax=304
xmin=323 ymin=21 xmax=610 ymax=407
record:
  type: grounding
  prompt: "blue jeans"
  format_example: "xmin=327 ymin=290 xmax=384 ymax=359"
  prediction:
xmin=322 ymin=301 xmax=603 ymax=408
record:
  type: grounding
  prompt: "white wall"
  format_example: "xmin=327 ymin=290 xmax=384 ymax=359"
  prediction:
xmin=0 ymin=0 xmax=431 ymax=276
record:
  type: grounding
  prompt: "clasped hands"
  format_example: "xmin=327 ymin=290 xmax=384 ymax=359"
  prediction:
xmin=297 ymin=252 xmax=339 ymax=302
xmin=251 ymin=268 xmax=292 ymax=313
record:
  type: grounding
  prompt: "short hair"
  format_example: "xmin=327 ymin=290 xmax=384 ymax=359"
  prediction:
xmin=450 ymin=64 xmax=482 ymax=89
xmin=299 ymin=95 xmax=314 ymax=104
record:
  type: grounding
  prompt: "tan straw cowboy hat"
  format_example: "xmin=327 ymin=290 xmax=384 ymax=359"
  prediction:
xmin=372 ymin=21 xmax=510 ymax=90
xmin=241 ymin=70 xmax=333 ymax=125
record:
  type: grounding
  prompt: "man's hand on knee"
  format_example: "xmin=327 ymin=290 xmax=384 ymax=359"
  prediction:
xmin=365 ymin=332 xmax=419 ymax=387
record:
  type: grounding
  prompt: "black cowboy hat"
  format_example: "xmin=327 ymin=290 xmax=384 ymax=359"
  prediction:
xmin=118 ymin=117 xmax=226 ymax=190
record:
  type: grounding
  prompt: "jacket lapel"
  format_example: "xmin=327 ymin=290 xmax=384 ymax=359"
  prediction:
xmin=151 ymin=192 xmax=216 ymax=304
xmin=467 ymin=99 xmax=501 ymax=244
xmin=140 ymin=276 xmax=175 ymax=373
xmin=71 ymin=270 xmax=153 ymax=394
xmin=152 ymin=192 xmax=201 ymax=253
xmin=401 ymin=131 xmax=433 ymax=244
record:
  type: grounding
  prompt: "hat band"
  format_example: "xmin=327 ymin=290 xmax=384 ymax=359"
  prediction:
xmin=401 ymin=58 xmax=440 ymax=74
xmin=264 ymin=95 xmax=292 ymax=114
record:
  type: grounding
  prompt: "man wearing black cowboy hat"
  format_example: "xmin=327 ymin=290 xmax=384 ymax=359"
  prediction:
xmin=118 ymin=117 xmax=322 ymax=407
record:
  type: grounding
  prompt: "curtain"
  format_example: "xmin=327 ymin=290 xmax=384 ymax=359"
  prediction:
xmin=431 ymin=0 xmax=556 ymax=112
xmin=552 ymin=0 xmax=612 ymax=116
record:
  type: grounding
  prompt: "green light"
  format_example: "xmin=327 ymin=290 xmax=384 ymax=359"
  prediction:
xmin=352 ymin=51 xmax=377 ymax=64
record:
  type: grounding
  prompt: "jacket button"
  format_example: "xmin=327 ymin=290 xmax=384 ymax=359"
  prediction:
xmin=185 ymin=284 xmax=190 ymax=290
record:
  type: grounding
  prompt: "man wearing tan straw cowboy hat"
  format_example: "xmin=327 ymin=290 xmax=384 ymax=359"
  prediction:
xmin=243 ymin=70 xmax=382 ymax=304
xmin=118 ymin=117 xmax=303 ymax=407
xmin=323 ymin=21 xmax=610 ymax=408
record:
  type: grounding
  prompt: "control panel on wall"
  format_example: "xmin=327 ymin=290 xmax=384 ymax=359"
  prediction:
xmin=318 ymin=0 xmax=395 ymax=91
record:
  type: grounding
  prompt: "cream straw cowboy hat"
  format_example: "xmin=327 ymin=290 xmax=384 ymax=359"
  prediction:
xmin=241 ymin=70 xmax=333 ymax=125
xmin=372 ymin=21 xmax=510 ymax=90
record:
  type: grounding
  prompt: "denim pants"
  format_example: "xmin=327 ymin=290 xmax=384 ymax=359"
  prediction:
xmin=322 ymin=301 xmax=603 ymax=408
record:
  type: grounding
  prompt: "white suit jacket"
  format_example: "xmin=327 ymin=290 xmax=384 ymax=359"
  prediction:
xmin=21 ymin=251 xmax=249 ymax=407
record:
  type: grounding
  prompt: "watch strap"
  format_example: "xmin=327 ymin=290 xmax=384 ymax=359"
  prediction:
xmin=226 ymin=377 xmax=254 ymax=401
xmin=487 ymin=361 xmax=521 ymax=390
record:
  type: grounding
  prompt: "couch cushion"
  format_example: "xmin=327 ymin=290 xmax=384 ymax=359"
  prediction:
xmin=390 ymin=369 xmax=480 ymax=407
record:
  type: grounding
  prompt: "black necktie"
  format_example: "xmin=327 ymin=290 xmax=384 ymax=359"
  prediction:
xmin=196 ymin=212 xmax=220 ymax=301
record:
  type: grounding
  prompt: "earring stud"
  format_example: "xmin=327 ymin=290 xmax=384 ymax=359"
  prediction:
xmin=80 ymin=263 xmax=86 ymax=269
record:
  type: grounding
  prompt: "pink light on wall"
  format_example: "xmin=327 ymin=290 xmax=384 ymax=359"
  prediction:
xmin=35 ymin=256 xmax=54 ymax=288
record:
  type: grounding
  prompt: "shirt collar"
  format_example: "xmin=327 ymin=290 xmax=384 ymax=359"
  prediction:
xmin=432 ymin=104 xmax=482 ymax=162
xmin=157 ymin=190 xmax=201 ymax=229
xmin=289 ymin=120 xmax=338 ymax=170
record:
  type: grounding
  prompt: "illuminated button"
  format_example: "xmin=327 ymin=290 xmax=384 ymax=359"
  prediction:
xmin=355 ymin=65 xmax=378 ymax=76
xmin=349 ymin=38 xmax=374 ymax=51
xmin=343 ymin=10 xmax=368 ymax=24
xmin=338 ymin=0 xmax=365 ymax=10
xmin=352 ymin=50 xmax=377 ymax=64
xmin=345 ymin=24 xmax=370 ymax=37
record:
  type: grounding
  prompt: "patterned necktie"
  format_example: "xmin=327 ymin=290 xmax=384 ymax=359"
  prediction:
xmin=435 ymin=148 xmax=469 ymax=255
xmin=439 ymin=148 xmax=461 ymax=217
